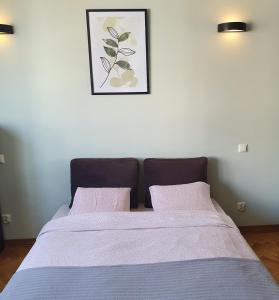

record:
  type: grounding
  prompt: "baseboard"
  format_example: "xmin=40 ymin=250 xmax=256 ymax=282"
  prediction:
xmin=4 ymin=239 xmax=35 ymax=246
xmin=239 ymin=224 xmax=279 ymax=233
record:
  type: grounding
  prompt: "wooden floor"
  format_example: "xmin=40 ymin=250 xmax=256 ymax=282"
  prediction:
xmin=0 ymin=229 xmax=279 ymax=292
xmin=0 ymin=239 xmax=35 ymax=292
xmin=241 ymin=226 xmax=279 ymax=283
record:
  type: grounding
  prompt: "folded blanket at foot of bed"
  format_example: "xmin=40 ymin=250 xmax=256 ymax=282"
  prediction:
xmin=2 ymin=258 xmax=279 ymax=300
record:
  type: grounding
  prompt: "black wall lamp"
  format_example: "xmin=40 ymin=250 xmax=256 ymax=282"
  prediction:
xmin=218 ymin=22 xmax=247 ymax=32
xmin=0 ymin=24 xmax=14 ymax=34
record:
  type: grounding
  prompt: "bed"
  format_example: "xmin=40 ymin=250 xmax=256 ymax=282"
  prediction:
xmin=1 ymin=157 xmax=279 ymax=300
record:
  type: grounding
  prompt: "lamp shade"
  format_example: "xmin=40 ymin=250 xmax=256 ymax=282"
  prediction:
xmin=218 ymin=22 xmax=247 ymax=32
xmin=0 ymin=24 xmax=14 ymax=34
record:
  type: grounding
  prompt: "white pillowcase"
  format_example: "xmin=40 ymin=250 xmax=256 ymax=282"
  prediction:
xmin=69 ymin=187 xmax=131 ymax=215
xmin=149 ymin=182 xmax=215 ymax=211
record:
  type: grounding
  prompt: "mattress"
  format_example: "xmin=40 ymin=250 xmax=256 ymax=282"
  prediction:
xmin=2 ymin=200 xmax=279 ymax=300
xmin=51 ymin=199 xmax=225 ymax=219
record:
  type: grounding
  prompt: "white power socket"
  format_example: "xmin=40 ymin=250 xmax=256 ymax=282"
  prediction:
xmin=238 ymin=144 xmax=248 ymax=153
xmin=237 ymin=202 xmax=246 ymax=212
xmin=1 ymin=214 xmax=12 ymax=224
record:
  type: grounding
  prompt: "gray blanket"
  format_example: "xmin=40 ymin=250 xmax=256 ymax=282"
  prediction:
xmin=1 ymin=258 xmax=279 ymax=300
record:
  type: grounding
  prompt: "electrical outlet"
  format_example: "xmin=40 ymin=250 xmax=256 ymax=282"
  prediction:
xmin=1 ymin=214 xmax=12 ymax=224
xmin=237 ymin=202 xmax=246 ymax=212
xmin=238 ymin=144 xmax=248 ymax=153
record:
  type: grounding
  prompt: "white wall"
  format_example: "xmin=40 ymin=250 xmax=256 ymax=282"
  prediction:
xmin=0 ymin=0 xmax=278 ymax=239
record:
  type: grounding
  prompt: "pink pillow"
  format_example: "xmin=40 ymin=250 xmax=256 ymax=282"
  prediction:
xmin=149 ymin=182 xmax=215 ymax=211
xmin=69 ymin=187 xmax=131 ymax=215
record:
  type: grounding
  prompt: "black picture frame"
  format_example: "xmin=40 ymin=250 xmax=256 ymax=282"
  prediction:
xmin=86 ymin=9 xmax=150 ymax=95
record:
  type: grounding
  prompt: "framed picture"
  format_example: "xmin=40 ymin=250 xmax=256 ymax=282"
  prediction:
xmin=86 ymin=9 xmax=150 ymax=95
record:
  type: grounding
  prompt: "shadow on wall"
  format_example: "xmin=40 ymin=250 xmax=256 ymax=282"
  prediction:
xmin=208 ymin=157 xmax=270 ymax=225
xmin=0 ymin=127 xmax=33 ymax=239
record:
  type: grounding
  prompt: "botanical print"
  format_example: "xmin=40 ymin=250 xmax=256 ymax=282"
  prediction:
xmin=100 ymin=26 xmax=136 ymax=88
xmin=87 ymin=10 xmax=149 ymax=95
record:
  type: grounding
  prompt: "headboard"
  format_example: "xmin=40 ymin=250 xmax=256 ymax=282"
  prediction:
xmin=70 ymin=158 xmax=139 ymax=208
xmin=144 ymin=157 xmax=208 ymax=208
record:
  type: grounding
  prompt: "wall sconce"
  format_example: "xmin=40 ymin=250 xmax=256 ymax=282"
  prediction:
xmin=218 ymin=22 xmax=247 ymax=32
xmin=0 ymin=24 xmax=14 ymax=34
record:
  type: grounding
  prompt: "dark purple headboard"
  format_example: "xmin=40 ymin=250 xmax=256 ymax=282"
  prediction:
xmin=70 ymin=158 xmax=139 ymax=208
xmin=144 ymin=157 xmax=208 ymax=208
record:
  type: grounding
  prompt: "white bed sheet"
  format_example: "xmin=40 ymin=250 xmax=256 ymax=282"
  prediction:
xmin=19 ymin=200 xmax=256 ymax=271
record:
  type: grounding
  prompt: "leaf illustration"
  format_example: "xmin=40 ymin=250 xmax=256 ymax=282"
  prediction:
xmin=104 ymin=46 xmax=117 ymax=57
xmin=107 ymin=27 xmax=119 ymax=39
xmin=119 ymin=48 xmax=136 ymax=56
xmin=100 ymin=57 xmax=111 ymax=73
xmin=118 ymin=32 xmax=131 ymax=42
xmin=103 ymin=39 xmax=118 ymax=48
xmin=115 ymin=60 xmax=131 ymax=70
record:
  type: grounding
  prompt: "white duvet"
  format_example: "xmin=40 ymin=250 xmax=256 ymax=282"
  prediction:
xmin=19 ymin=206 xmax=257 ymax=271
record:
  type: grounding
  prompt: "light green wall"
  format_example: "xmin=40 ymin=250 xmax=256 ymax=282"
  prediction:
xmin=0 ymin=0 xmax=278 ymax=239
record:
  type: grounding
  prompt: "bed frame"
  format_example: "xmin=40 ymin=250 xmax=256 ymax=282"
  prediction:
xmin=70 ymin=157 xmax=208 ymax=209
